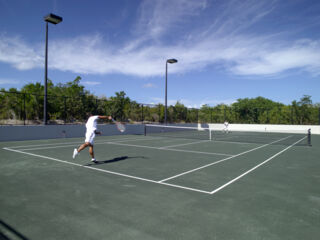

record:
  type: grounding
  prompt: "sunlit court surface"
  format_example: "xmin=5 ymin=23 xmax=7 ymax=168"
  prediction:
xmin=1 ymin=128 xmax=319 ymax=240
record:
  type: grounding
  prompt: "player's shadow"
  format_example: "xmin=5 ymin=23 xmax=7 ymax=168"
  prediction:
xmin=84 ymin=156 xmax=145 ymax=166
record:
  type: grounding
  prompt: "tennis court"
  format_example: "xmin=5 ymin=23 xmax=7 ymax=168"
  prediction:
xmin=1 ymin=126 xmax=319 ymax=240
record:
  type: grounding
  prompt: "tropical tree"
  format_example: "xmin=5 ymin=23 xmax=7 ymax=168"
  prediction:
xmin=298 ymin=95 xmax=312 ymax=124
xmin=108 ymin=91 xmax=131 ymax=121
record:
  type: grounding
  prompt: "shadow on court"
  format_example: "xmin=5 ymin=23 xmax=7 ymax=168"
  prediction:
xmin=0 ymin=219 xmax=30 ymax=240
xmin=84 ymin=156 xmax=146 ymax=166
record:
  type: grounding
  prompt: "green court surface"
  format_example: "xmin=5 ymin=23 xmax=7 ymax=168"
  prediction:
xmin=1 ymin=133 xmax=319 ymax=240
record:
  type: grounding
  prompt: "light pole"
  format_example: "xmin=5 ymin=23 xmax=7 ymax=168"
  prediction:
xmin=43 ymin=13 xmax=62 ymax=125
xmin=165 ymin=58 xmax=178 ymax=124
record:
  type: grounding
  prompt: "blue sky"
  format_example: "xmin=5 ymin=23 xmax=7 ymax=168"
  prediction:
xmin=0 ymin=0 xmax=319 ymax=107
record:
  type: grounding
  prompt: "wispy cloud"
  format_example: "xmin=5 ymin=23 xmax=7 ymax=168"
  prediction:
xmin=230 ymin=39 xmax=320 ymax=76
xmin=135 ymin=0 xmax=207 ymax=40
xmin=143 ymin=83 xmax=157 ymax=88
xmin=0 ymin=34 xmax=42 ymax=70
xmin=82 ymin=81 xmax=101 ymax=86
xmin=0 ymin=78 xmax=20 ymax=85
xmin=149 ymin=97 xmax=178 ymax=106
xmin=0 ymin=0 xmax=320 ymax=78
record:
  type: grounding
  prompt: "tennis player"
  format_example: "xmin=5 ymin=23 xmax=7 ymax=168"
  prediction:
xmin=73 ymin=114 xmax=112 ymax=163
xmin=223 ymin=120 xmax=229 ymax=133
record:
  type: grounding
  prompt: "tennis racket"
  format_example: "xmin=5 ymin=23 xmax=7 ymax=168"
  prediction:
xmin=111 ymin=118 xmax=126 ymax=132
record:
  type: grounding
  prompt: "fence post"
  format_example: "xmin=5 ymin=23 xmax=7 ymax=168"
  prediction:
xmin=197 ymin=109 xmax=199 ymax=123
xmin=19 ymin=93 xmax=23 ymax=125
xmin=318 ymin=107 xmax=320 ymax=125
xmin=185 ymin=108 xmax=188 ymax=123
xmin=141 ymin=104 xmax=144 ymax=122
xmin=96 ymin=98 xmax=98 ymax=115
xmin=64 ymin=97 xmax=67 ymax=124
xmin=23 ymin=93 xmax=26 ymax=125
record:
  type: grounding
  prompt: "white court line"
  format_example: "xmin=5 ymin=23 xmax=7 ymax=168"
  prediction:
xmin=11 ymin=136 xmax=159 ymax=151
xmin=2 ymin=135 xmax=300 ymax=195
xmin=105 ymin=142 xmax=233 ymax=157
xmin=104 ymin=136 xmax=161 ymax=143
xmin=160 ymin=182 xmax=211 ymax=194
xmin=6 ymin=140 xmax=86 ymax=149
xmin=2 ymin=147 xmax=211 ymax=194
xmin=5 ymin=136 xmax=147 ymax=149
xmin=6 ymin=137 xmax=232 ymax=157
xmin=159 ymin=140 xmax=211 ymax=149
xmin=214 ymin=140 xmax=255 ymax=145
xmin=158 ymin=135 xmax=292 ymax=183
xmin=210 ymin=136 xmax=307 ymax=195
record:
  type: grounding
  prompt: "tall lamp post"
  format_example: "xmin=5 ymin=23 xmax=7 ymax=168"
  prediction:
xmin=165 ymin=58 xmax=178 ymax=124
xmin=43 ymin=13 xmax=62 ymax=125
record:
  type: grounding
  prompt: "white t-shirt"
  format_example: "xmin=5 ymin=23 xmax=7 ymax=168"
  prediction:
xmin=86 ymin=116 xmax=99 ymax=131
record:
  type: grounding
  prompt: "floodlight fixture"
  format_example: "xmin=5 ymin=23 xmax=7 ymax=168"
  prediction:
xmin=44 ymin=13 xmax=63 ymax=24
xmin=167 ymin=59 xmax=178 ymax=64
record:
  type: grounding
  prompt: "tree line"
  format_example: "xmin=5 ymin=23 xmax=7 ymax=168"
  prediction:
xmin=0 ymin=76 xmax=319 ymax=125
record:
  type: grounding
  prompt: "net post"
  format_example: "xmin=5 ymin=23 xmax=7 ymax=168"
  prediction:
xmin=144 ymin=124 xmax=146 ymax=136
xmin=209 ymin=129 xmax=212 ymax=141
xmin=308 ymin=128 xmax=312 ymax=146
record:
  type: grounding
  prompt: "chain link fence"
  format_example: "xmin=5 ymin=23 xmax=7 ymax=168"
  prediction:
xmin=1 ymin=90 xmax=319 ymax=125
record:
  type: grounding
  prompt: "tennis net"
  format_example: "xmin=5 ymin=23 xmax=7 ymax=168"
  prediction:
xmin=144 ymin=124 xmax=312 ymax=146
xmin=144 ymin=124 xmax=212 ymax=140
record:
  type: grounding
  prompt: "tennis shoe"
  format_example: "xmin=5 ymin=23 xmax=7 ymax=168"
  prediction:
xmin=73 ymin=148 xmax=78 ymax=159
xmin=91 ymin=158 xmax=98 ymax=163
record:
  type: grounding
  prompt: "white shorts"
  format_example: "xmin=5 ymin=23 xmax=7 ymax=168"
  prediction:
xmin=85 ymin=130 xmax=96 ymax=145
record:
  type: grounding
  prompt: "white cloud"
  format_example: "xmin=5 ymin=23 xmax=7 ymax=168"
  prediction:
xmin=0 ymin=0 xmax=320 ymax=78
xmin=143 ymin=83 xmax=157 ymax=88
xmin=82 ymin=81 xmax=101 ymax=86
xmin=0 ymin=34 xmax=42 ymax=70
xmin=230 ymin=40 xmax=320 ymax=76
xmin=135 ymin=0 xmax=207 ymax=40
xmin=149 ymin=97 xmax=177 ymax=106
xmin=3 ymin=33 xmax=319 ymax=78
xmin=0 ymin=78 xmax=20 ymax=85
